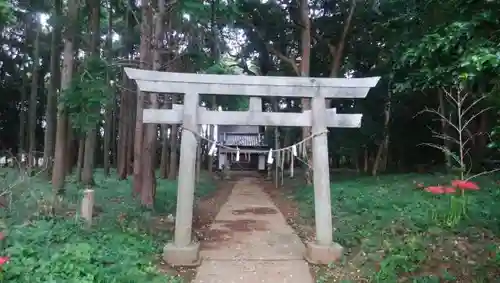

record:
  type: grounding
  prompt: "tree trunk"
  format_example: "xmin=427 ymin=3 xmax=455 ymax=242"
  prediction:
xmin=208 ymin=97 xmax=217 ymax=173
xmin=274 ymin=128 xmax=281 ymax=186
xmin=103 ymin=108 xmax=115 ymax=176
xmin=208 ymin=0 xmax=220 ymax=174
xmin=139 ymin=0 xmax=162 ymax=207
xmin=81 ymin=0 xmax=101 ymax=186
xmin=159 ymin=122 xmax=170 ymax=178
xmin=272 ymin=97 xmax=280 ymax=186
xmin=473 ymin=111 xmax=488 ymax=167
xmin=127 ymin=91 xmax=136 ymax=177
xmin=299 ymin=0 xmax=312 ymax=184
xmin=18 ymin=74 xmax=27 ymax=156
xmin=65 ymin=37 xmax=81 ymax=176
xmin=355 ymin=150 xmax=360 ymax=173
xmin=372 ymin=87 xmax=391 ymax=176
xmin=28 ymin=16 xmax=41 ymax=170
xmin=117 ymin=93 xmax=125 ymax=177
xmin=81 ymin=129 xmax=97 ymax=184
xmin=196 ymin=128 xmax=202 ymax=183
xmin=363 ymin=147 xmax=368 ymax=173
xmin=76 ymin=137 xmax=85 ymax=182
xmin=117 ymin=2 xmax=133 ymax=180
xmin=111 ymin=106 xmax=117 ymax=168
xmin=325 ymin=0 xmax=356 ymax=167
xmin=328 ymin=0 xmax=356 ymax=79
xmin=134 ymin=0 xmax=152 ymax=202
xmin=118 ymin=75 xmax=130 ymax=179
xmin=168 ymin=103 xmax=179 ymax=180
xmin=18 ymin=21 xmax=31 ymax=157
xmin=43 ymin=0 xmax=62 ymax=176
xmin=103 ymin=1 xmax=114 ymax=176
xmin=65 ymin=122 xmax=76 ymax=175
xmin=52 ymin=0 xmax=78 ymax=193
xmin=283 ymin=128 xmax=292 ymax=178
xmin=133 ymin=0 xmax=153 ymax=195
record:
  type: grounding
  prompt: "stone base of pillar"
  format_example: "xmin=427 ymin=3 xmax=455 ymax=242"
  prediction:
xmin=304 ymin=242 xmax=343 ymax=265
xmin=163 ymin=242 xmax=201 ymax=267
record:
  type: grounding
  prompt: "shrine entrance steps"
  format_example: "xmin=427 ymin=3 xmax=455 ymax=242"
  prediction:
xmin=193 ymin=177 xmax=313 ymax=283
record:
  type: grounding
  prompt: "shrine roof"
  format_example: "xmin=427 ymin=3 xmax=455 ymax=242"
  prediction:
xmin=220 ymin=133 xmax=268 ymax=147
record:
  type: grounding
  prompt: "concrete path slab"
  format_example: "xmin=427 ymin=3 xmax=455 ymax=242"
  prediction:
xmin=193 ymin=178 xmax=313 ymax=283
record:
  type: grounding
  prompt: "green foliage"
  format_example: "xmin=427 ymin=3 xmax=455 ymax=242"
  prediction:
xmin=178 ymin=0 xmax=209 ymax=19
xmin=0 ymin=0 xmax=13 ymax=26
xmin=395 ymin=21 xmax=499 ymax=91
xmin=0 ymin=169 xmax=217 ymax=282
xmin=487 ymin=119 xmax=500 ymax=151
xmin=61 ymin=56 xmax=117 ymax=134
xmin=374 ymin=236 xmax=427 ymax=282
xmin=3 ymin=221 xmax=178 ymax=283
xmin=202 ymin=61 xmax=249 ymax=110
xmin=390 ymin=0 xmax=500 ymax=93
xmin=290 ymin=173 xmax=500 ymax=281
xmin=179 ymin=0 xmax=241 ymax=27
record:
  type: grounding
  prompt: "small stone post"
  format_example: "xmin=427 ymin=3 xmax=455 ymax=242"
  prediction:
xmin=80 ymin=189 xmax=94 ymax=228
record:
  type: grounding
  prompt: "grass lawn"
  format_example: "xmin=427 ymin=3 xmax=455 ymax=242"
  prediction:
xmin=289 ymin=173 xmax=500 ymax=282
xmin=0 ymin=168 xmax=216 ymax=282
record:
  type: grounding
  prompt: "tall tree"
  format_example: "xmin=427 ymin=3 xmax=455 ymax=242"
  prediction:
xmin=299 ymin=0 xmax=312 ymax=184
xmin=139 ymin=0 xmax=166 ymax=206
xmin=81 ymin=0 xmax=101 ymax=185
xmin=133 ymin=0 xmax=152 ymax=195
xmin=28 ymin=14 xmax=41 ymax=169
xmin=43 ymin=0 xmax=62 ymax=175
xmin=117 ymin=0 xmax=135 ymax=179
xmin=18 ymin=62 xmax=27 ymax=156
xmin=52 ymin=0 xmax=79 ymax=193
xmin=103 ymin=0 xmax=114 ymax=176
xmin=208 ymin=0 xmax=220 ymax=174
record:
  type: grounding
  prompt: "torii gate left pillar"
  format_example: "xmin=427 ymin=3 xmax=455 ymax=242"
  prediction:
xmin=125 ymin=68 xmax=380 ymax=267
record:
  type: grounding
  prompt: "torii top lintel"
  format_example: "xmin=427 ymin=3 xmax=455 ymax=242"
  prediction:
xmin=124 ymin=68 xmax=381 ymax=98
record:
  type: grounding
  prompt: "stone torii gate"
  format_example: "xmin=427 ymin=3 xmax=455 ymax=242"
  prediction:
xmin=125 ymin=68 xmax=380 ymax=266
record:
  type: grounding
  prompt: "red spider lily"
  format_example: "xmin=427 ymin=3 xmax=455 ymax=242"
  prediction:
xmin=0 ymin=256 xmax=9 ymax=265
xmin=451 ymin=180 xmax=479 ymax=190
xmin=425 ymin=186 xmax=456 ymax=194
xmin=443 ymin=187 xmax=457 ymax=193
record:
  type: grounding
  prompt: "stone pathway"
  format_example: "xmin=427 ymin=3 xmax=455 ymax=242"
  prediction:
xmin=193 ymin=177 xmax=313 ymax=283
